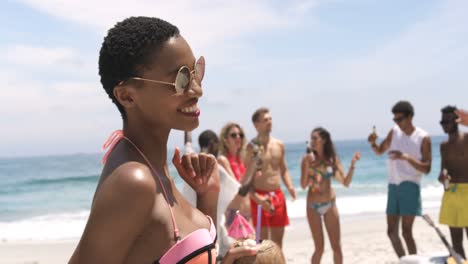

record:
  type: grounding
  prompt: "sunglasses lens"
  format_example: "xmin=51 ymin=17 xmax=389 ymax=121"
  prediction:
xmin=195 ymin=56 xmax=205 ymax=82
xmin=175 ymin=67 xmax=191 ymax=93
xmin=230 ymin=133 xmax=244 ymax=139
xmin=440 ymin=120 xmax=453 ymax=125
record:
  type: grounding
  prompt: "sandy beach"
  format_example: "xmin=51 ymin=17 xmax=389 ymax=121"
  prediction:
xmin=283 ymin=210 xmax=456 ymax=264
xmin=0 ymin=209 xmax=459 ymax=264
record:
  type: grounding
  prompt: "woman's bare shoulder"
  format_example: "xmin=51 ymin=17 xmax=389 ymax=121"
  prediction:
xmin=95 ymin=161 xmax=157 ymax=211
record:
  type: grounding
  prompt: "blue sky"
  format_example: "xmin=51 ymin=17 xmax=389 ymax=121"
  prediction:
xmin=1 ymin=0 xmax=467 ymax=157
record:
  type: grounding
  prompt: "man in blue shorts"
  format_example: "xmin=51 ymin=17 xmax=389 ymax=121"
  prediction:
xmin=368 ymin=101 xmax=432 ymax=258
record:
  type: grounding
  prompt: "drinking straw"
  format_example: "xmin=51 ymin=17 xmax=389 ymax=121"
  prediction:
xmin=256 ymin=204 xmax=262 ymax=244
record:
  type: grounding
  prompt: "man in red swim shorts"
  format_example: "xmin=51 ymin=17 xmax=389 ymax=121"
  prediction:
xmin=245 ymin=107 xmax=297 ymax=251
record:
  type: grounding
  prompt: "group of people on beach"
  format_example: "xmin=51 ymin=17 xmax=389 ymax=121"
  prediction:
xmin=368 ymin=102 xmax=468 ymax=263
xmin=67 ymin=15 xmax=468 ymax=264
xmin=178 ymin=105 xmax=360 ymax=264
xmin=180 ymin=107 xmax=295 ymax=262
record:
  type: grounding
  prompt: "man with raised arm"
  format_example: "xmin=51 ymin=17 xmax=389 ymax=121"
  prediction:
xmin=368 ymin=101 xmax=432 ymax=259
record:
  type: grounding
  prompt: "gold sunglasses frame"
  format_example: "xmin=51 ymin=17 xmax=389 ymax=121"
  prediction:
xmin=120 ymin=56 xmax=205 ymax=94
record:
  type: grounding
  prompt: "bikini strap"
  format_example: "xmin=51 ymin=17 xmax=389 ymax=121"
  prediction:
xmin=102 ymin=130 xmax=124 ymax=164
xmin=103 ymin=130 xmax=181 ymax=241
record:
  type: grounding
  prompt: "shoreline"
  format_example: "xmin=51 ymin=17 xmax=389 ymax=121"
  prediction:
xmin=1 ymin=208 xmax=459 ymax=264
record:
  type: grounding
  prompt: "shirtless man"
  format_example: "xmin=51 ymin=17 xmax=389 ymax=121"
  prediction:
xmin=438 ymin=105 xmax=468 ymax=259
xmin=244 ymin=107 xmax=297 ymax=249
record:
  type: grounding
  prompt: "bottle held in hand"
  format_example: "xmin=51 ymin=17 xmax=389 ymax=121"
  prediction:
xmin=368 ymin=125 xmax=378 ymax=144
xmin=442 ymin=169 xmax=450 ymax=191
xmin=372 ymin=126 xmax=378 ymax=141
xmin=305 ymin=141 xmax=311 ymax=154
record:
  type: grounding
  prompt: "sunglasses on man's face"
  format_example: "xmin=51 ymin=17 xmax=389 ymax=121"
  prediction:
xmin=393 ymin=116 xmax=407 ymax=123
xmin=229 ymin=132 xmax=244 ymax=139
xmin=440 ymin=119 xmax=455 ymax=126
xmin=126 ymin=56 xmax=205 ymax=94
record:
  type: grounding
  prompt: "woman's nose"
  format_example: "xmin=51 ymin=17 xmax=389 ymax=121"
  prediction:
xmin=186 ymin=78 xmax=203 ymax=98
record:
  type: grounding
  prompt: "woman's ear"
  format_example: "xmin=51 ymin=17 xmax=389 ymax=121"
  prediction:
xmin=113 ymin=84 xmax=136 ymax=109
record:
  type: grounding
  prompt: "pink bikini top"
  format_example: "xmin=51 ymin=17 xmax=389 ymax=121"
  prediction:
xmin=103 ymin=130 xmax=217 ymax=264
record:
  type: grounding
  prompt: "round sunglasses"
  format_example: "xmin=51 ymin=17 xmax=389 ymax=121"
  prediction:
xmin=440 ymin=119 xmax=456 ymax=125
xmin=229 ymin=132 xmax=244 ymax=139
xmin=125 ymin=56 xmax=205 ymax=94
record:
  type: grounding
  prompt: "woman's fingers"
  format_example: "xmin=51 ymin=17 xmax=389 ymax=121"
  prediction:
xmin=205 ymin=154 xmax=216 ymax=182
xmin=179 ymin=153 xmax=217 ymax=185
xmin=182 ymin=153 xmax=196 ymax=178
xmin=190 ymin=154 xmax=201 ymax=183
xmin=172 ymin=148 xmax=188 ymax=176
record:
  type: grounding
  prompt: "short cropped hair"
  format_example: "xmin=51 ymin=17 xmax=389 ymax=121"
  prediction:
xmin=198 ymin=130 xmax=219 ymax=149
xmin=98 ymin=16 xmax=180 ymax=119
xmin=441 ymin=105 xmax=457 ymax=114
xmin=251 ymin=107 xmax=270 ymax=123
xmin=392 ymin=101 xmax=414 ymax=117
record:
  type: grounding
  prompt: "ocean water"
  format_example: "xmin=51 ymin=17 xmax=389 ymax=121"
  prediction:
xmin=0 ymin=136 xmax=446 ymax=241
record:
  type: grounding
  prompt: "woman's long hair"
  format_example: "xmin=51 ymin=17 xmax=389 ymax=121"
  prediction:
xmin=219 ymin=122 xmax=246 ymax=157
xmin=312 ymin=127 xmax=338 ymax=166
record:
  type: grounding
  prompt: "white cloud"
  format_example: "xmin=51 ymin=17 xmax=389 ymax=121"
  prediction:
xmin=316 ymin=0 xmax=468 ymax=92
xmin=1 ymin=72 xmax=48 ymax=114
xmin=18 ymin=0 xmax=320 ymax=50
xmin=4 ymin=45 xmax=78 ymax=67
xmin=222 ymin=0 xmax=468 ymax=95
xmin=1 ymin=44 xmax=96 ymax=78
xmin=3 ymin=0 xmax=468 ymax=156
xmin=202 ymin=0 xmax=468 ymax=142
xmin=1 ymin=76 xmax=108 ymax=115
xmin=0 ymin=0 xmax=322 ymax=156
xmin=1 ymin=71 xmax=118 ymax=155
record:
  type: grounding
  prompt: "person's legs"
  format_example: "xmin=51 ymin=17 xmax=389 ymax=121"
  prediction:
xmin=401 ymin=216 xmax=416 ymax=255
xmin=260 ymin=226 xmax=270 ymax=241
xmin=323 ymin=204 xmax=342 ymax=264
xmin=307 ymin=205 xmax=324 ymax=264
xmin=387 ymin=215 xmax=406 ymax=257
xmin=270 ymin=227 xmax=285 ymax=249
xmin=398 ymin=181 xmax=421 ymax=255
xmin=268 ymin=189 xmax=289 ymax=249
xmin=251 ymin=196 xmax=270 ymax=241
xmin=386 ymin=184 xmax=405 ymax=257
xmin=450 ymin=227 xmax=465 ymax=259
